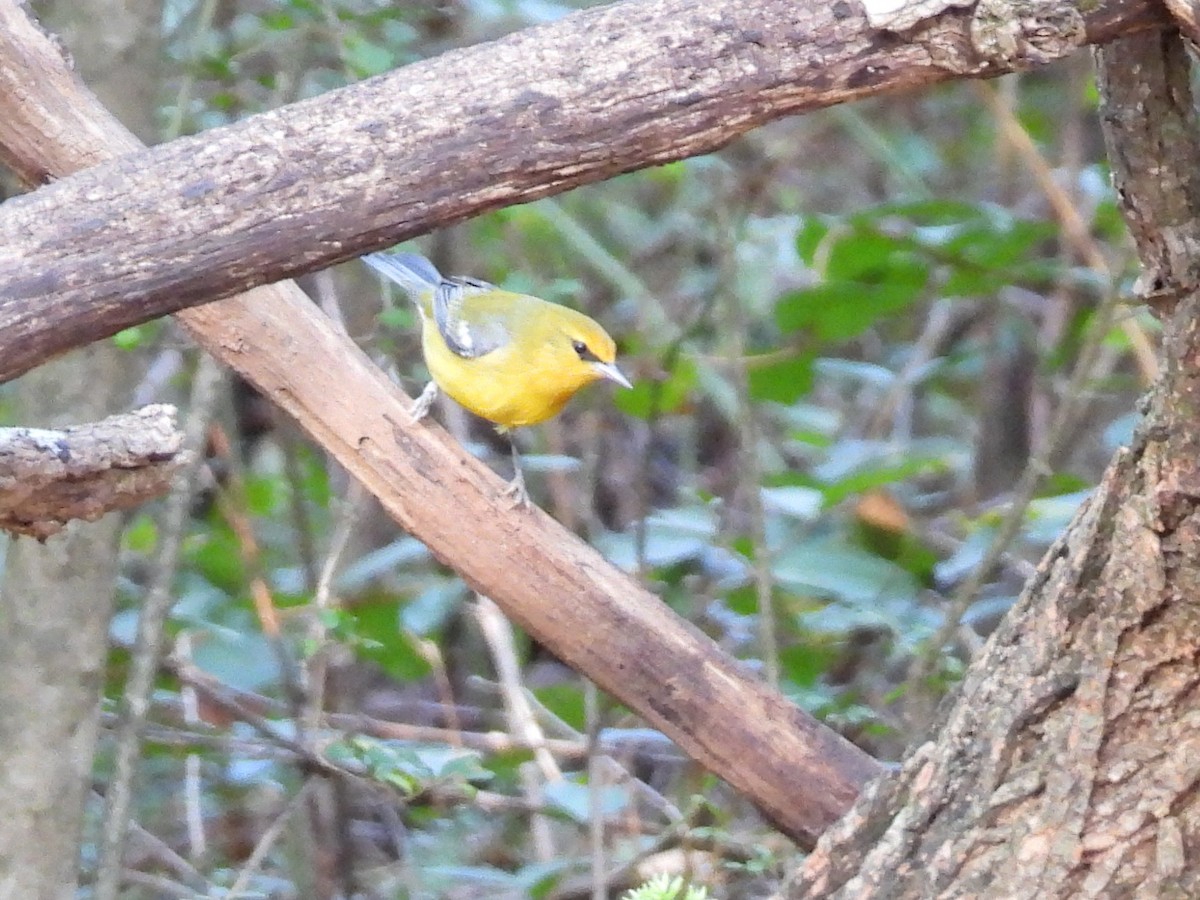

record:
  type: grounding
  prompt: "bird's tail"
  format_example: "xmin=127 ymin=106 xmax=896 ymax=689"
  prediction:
xmin=361 ymin=251 xmax=442 ymax=296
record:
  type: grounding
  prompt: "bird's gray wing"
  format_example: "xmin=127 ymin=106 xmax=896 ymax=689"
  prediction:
xmin=434 ymin=277 xmax=511 ymax=360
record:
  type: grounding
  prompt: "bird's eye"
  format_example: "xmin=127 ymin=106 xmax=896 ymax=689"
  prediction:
xmin=572 ymin=340 xmax=588 ymax=357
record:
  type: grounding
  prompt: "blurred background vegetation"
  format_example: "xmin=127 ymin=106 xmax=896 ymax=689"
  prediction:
xmin=5 ymin=0 xmax=1156 ymax=896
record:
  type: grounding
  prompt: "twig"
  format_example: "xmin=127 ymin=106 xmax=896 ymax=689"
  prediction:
xmin=176 ymin=631 xmax=207 ymax=861
xmin=225 ymin=780 xmax=315 ymax=899
xmin=416 ymin=638 xmax=464 ymax=746
xmin=0 ymin=404 xmax=187 ymax=539
xmin=302 ymin=479 xmax=366 ymax=734
xmin=165 ymin=658 xmax=338 ymax=773
xmin=472 ymin=594 xmax=562 ymax=862
xmin=718 ymin=205 xmax=779 ymax=685
xmin=118 ymin=869 xmax=206 ymax=898
xmin=864 ymin=298 xmax=961 ymax=439
xmin=94 ymin=356 xmax=223 ymax=900
xmin=587 ymin=681 xmax=606 ymax=900
xmin=161 ymin=0 xmax=220 ymax=141
xmin=89 ymin=790 xmax=212 ymax=895
xmin=159 ymin=662 xmax=674 ymax=760
xmin=975 ymin=80 xmax=1158 ymax=384
xmin=471 ymin=675 xmax=686 ymax=823
xmin=535 ymin=198 xmax=672 ymax=337
xmin=207 ymin=423 xmax=307 ymax=714
xmin=909 ymin=283 xmax=1124 ymax=693
xmin=471 ymin=596 xmax=563 ymax=782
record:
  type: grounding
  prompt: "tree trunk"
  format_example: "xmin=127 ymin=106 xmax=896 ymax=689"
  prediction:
xmin=792 ymin=30 xmax=1200 ymax=898
xmin=0 ymin=1 xmax=160 ymax=895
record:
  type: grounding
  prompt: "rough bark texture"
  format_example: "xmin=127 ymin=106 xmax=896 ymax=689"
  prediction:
xmin=0 ymin=3 xmax=159 ymax=896
xmin=791 ymin=31 xmax=1200 ymax=898
xmin=0 ymin=358 xmax=135 ymax=900
xmin=0 ymin=405 xmax=185 ymax=539
xmin=0 ymin=0 xmax=1167 ymax=383
xmin=0 ymin=0 xmax=882 ymax=850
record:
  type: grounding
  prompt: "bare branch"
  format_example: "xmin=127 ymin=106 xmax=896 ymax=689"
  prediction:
xmin=0 ymin=0 xmax=1167 ymax=383
xmin=0 ymin=405 xmax=186 ymax=539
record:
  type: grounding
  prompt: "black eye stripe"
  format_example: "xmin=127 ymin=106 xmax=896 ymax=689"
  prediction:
xmin=573 ymin=340 xmax=601 ymax=362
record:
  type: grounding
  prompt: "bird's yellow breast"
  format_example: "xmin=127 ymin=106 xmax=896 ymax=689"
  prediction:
xmin=420 ymin=312 xmax=603 ymax=429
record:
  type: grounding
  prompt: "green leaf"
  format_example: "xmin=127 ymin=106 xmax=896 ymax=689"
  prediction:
xmin=123 ymin=513 xmax=158 ymax=554
xmin=747 ymin=353 xmax=813 ymax=403
xmin=1025 ymin=489 xmax=1090 ymax=544
xmin=761 ymin=486 xmax=823 ymax=521
xmin=187 ymin=528 xmax=245 ymax=591
xmin=724 ymin=584 xmax=758 ymax=615
xmin=348 ymin=602 xmax=432 ymax=682
xmin=192 ymin=630 xmax=278 ymax=693
xmin=337 ymin=538 xmax=430 ymax=591
xmin=244 ymin=474 xmax=283 ymax=516
xmin=400 ymin=583 xmax=464 ymax=636
xmin=533 ymin=683 xmax=585 ymax=732
xmin=597 ymin=504 xmax=719 ymax=571
xmin=258 ymin=10 xmax=295 ymax=29
xmin=776 ymin=277 xmax=924 ymax=341
xmin=543 ymin=777 xmax=631 ymax=825
xmin=779 ymin=642 xmax=839 ymax=688
xmin=614 ymin=357 xmax=696 ymax=418
xmin=343 ymin=35 xmax=395 ymax=78
xmin=796 ymin=216 xmax=830 ymax=264
xmin=112 ymin=325 xmax=148 ymax=350
xmin=773 ymin=537 xmax=920 ymax=608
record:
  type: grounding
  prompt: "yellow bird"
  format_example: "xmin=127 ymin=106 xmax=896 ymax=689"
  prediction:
xmin=362 ymin=250 xmax=631 ymax=506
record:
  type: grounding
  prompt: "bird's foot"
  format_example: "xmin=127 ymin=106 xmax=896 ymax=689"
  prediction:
xmin=411 ymin=381 xmax=439 ymax=422
xmin=502 ymin=470 xmax=532 ymax=510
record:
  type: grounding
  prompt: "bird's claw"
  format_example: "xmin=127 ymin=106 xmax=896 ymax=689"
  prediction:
xmin=411 ymin=381 xmax=438 ymax=422
xmin=502 ymin=471 xmax=532 ymax=509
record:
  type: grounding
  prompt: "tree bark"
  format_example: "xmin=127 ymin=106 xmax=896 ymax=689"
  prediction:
xmin=0 ymin=405 xmax=185 ymax=539
xmin=0 ymin=1 xmax=161 ymax=894
xmin=0 ymin=0 xmax=882 ymax=850
xmin=0 ymin=0 xmax=1166 ymax=384
xmin=792 ymin=30 xmax=1200 ymax=897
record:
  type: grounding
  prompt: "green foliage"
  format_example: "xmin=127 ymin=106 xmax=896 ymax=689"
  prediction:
xmin=326 ymin=736 xmax=492 ymax=797
xmin=340 ymin=601 xmax=433 ymax=681
xmin=624 ymin=874 xmax=711 ymax=900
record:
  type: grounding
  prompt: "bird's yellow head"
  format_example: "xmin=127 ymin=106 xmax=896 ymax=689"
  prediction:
xmin=560 ymin=311 xmax=630 ymax=388
xmin=517 ymin=304 xmax=631 ymax=425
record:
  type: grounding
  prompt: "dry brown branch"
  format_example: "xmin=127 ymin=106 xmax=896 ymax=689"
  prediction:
xmin=0 ymin=404 xmax=186 ymax=539
xmin=0 ymin=0 xmax=1166 ymax=382
xmin=0 ymin=0 xmax=881 ymax=846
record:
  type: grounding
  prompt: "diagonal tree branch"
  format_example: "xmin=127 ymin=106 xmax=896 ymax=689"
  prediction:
xmin=0 ymin=0 xmax=1165 ymax=383
xmin=0 ymin=0 xmax=882 ymax=846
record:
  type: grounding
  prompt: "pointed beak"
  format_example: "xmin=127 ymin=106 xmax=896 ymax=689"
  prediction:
xmin=592 ymin=361 xmax=632 ymax=390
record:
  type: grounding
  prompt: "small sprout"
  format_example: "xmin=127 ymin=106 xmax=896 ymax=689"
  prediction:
xmin=622 ymin=873 xmax=711 ymax=900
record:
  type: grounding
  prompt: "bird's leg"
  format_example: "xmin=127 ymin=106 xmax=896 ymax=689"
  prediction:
xmin=501 ymin=433 xmax=531 ymax=509
xmin=411 ymin=380 xmax=439 ymax=422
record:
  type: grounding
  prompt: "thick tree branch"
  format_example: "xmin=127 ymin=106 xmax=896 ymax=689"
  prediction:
xmin=0 ymin=0 xmax=1166 ymax=383
xmin=0 ymin=405 xmax=185 ymax=539
xmin=0 ymin=0 xmax=882 ymax=846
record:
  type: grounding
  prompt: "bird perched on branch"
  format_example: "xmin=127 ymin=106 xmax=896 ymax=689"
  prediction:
xmin=361 ymin=250 xmax=631 ymax=507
